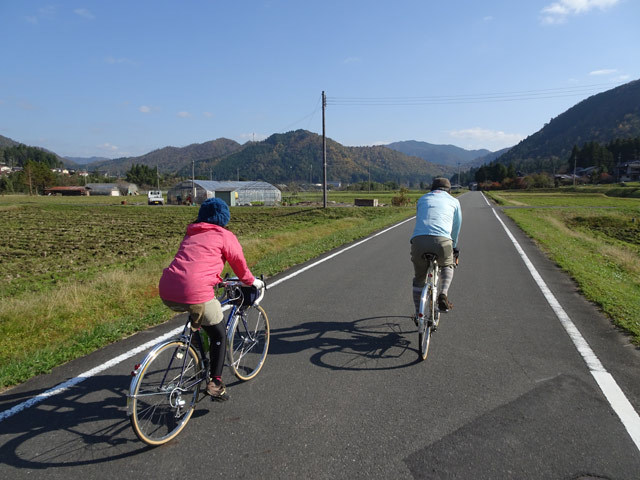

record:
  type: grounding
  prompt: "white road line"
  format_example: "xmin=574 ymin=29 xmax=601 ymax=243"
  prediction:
xmin=0 ymin=216 xmax=416 ymax=423
xmin=486 ymin=194 xmax=640 ymax=452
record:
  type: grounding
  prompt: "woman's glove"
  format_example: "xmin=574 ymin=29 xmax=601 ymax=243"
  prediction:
xmin=252 ymin=278 xmax=265 ymax=290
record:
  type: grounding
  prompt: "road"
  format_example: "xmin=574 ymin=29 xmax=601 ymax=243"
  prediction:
xmin=1 ymin=191 xmax=639 ymax=479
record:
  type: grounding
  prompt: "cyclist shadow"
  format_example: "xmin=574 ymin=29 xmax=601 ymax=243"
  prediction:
xmin=0 ymin=374 xmax=168 ymax=468
xmin=269 ymin=315 xmax=423 ymax=371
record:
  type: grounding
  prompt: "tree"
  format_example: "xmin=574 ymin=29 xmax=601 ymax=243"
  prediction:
xmin=22 ymin=160 xmax=56 ymax=194
xmin=126 ymin=164 xmax=158 ymax=187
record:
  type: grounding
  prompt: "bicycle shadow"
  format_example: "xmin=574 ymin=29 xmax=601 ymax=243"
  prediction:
xmin=269 ymin=315 xmax=422 ymax=371
xmin=0 ymin=373 xmax=215 ymax=469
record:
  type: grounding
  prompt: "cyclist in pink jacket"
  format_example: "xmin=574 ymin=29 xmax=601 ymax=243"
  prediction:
xmin=159 ymin=198 xmax=264 ymax=400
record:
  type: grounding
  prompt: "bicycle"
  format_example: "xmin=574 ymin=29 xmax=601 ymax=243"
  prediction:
xmin=416 ymin=253 xmax=441 ymax=361
xmin=127 ymin=277 xmax=269 ymax=446
xmin=415 ymin=249 xmax=459 ymax=361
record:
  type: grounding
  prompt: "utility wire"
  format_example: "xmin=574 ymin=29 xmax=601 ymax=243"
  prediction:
xmin=279 ymin=95 xmax=323 ymax=132
xmin=326 ymin=82 xmax=624 ymax=106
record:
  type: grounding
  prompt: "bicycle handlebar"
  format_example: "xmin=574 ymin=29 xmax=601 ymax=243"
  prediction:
xmin=217 ymin=275 xmax=266 ymax=306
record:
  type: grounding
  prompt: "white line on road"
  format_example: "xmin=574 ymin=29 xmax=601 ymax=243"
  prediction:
xmin=0 ymin=216 xmax=416 ymax=423
xmin=485 ymin=194 xmax=640 ymax=452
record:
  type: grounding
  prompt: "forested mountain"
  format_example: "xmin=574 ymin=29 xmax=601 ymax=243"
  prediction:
xmin=89 ymin=138 xmax=243 ymax=175
xmin=187 ymin=130 xmax=453 ymax=185
xmin=498 ymin=79 xmax=640 ymax=169
xmin=385 ymin=140 xmax=493 ymax=167
xmin=64 ymin=156 xmax=111 ymax=166
xmin=0 ymin=134 xmax=21 ymax=149
xmin=466 ymin=147 xmax=512 ymax=169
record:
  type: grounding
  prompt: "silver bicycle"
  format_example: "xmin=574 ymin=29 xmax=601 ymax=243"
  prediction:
xmin=127 ymin=277 xmax=269 ymax=446
xmin=417 ymin=253 xmax=441 ymax=361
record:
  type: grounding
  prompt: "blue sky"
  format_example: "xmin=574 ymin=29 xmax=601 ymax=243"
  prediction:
xmin=1 ymin=0 xmax=638 ymax=158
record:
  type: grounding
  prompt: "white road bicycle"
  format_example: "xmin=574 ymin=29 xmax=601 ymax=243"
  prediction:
xmin=127 ymin=277 xmax=269 ymax=446
xmin=417 ymin=253 xmax=441 ymax=361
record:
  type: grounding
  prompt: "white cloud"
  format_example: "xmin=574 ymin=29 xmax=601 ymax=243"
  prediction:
xmin=448 ymin=127 xmax=523 ymax=150
xmin=589 ymin=68 xmax=618 ymax=75
xmin=343 ymin=57 xmax=362 ymax=64
xmin=203 ymin=111 xmax=213 ymax=117
xmin=483 ymin=16 xmax=494 ymax=21
xmin=25 ymin=6 xmax=56 ymax=24
xmin=105 ymin=56 xmax=136 ymax=65
xmin=98 ymin=143 xmax=119 ymax=152
xmin=541 ymin=0 xmax=619 ymax=24
xmin=74 ymin=8 xmax=95 ymax=19
xmin=139 ymin=105 xmax=151 ymax=113
xmin=177 ymin=111 xmax=191 ymax=118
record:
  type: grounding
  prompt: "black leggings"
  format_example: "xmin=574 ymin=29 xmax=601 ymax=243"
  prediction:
xmin=202 ymin=322 xmax=226 ymax=379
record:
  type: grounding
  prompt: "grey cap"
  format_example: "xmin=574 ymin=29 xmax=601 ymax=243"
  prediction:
xmin=431 ymin=177 xmax=451 ymax=191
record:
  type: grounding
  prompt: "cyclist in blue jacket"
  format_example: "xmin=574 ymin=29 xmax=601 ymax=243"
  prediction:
xmin=410 ymin=177 xmax=462 ymax=314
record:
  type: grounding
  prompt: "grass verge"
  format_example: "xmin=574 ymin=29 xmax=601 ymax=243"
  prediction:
xmin=0 ymin=200 xmax=414 ymax=389
xmin=486 ymin=191 xmax=640 ymax=345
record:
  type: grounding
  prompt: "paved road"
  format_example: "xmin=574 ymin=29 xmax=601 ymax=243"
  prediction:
xmin=1 ymin=191 xmax=639 ymax=479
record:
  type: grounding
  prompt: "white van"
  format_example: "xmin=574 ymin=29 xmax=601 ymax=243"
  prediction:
xmin=147 ymin=190 xmax=164 ymax=205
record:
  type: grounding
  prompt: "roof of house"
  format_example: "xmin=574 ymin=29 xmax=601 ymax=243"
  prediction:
xmin=173 ymin=180 xmax=280 ymax=192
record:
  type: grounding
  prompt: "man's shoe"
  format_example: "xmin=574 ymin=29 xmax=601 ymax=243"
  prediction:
xmin=206 ymin=379 xmax=229 ymax=401
xmin=438 ymin=293 xmax=453 ymax=311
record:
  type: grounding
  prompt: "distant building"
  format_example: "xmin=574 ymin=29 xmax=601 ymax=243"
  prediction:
xmin=44 ymin=186 xmax=90 ymax=196
xmin=166 ymin=180 xmax=281 ymax=206
xmin=86 ymin=183 xmax=121 ymax=196
xmin=614 ymin=160 xmax=640 ymax=182
xmin=85 ymin=182 xmax=138 ymax=196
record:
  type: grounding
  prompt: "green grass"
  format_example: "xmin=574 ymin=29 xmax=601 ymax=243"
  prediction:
xmin=0 ymin=195 xmax=414 ymax=388
xmin=486 ymin=190 xmax=640 ymax=345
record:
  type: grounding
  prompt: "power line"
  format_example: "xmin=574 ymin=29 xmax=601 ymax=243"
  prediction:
xmin=326 ymin=82 xmax=625 ymax=106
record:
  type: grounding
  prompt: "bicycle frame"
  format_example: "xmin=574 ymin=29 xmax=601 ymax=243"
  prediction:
xmin=418 ymin=254 xmax=440 ymax=328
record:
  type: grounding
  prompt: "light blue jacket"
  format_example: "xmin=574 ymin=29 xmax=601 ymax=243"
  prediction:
xmin=411 ymin=190 xmax=462 ymax=248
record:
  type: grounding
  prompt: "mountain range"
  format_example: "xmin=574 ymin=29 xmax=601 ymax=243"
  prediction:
xmin=384 ymin=141 xmax=492 ymax=167
xmin=498 ymin=79 xmax=640 ymax=165
xmin=3 ymin=78 xmax=639 ymax=183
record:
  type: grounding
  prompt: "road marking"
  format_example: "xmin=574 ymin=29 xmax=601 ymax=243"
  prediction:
xmin=487 ymin=194 xmax=640 ymax=452
xmin=0 ymin=216 xmax=416 ymax=423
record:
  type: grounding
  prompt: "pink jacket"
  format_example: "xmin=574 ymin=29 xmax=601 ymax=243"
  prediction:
xmin=159 ymin=222 xmax=255 ymax=304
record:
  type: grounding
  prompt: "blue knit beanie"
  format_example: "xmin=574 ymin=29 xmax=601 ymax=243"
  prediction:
xmin=197 ymin=198 xmax=230 ymax=226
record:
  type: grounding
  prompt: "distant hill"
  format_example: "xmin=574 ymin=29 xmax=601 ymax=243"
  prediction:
xmin=89 ymin=138 xmax=243 ymax=175
xmin=498 ymin=79 xmax=640 ymax=166
xmin=0 ymin=134 xmax=21 ymax=149
xmin=466 ymin=147 xmax=512 ymax=169
xmin=64 ymin=156 xmax=111 ymax=167
xmin=189 ymin=130 xmax=453 ymax=185
xmin=385 ymin=140 xmax=492 ymax=167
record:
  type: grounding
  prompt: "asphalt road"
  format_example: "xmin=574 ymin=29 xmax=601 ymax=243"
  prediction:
xmin=1 ymin=191 xmax=639 ymax=479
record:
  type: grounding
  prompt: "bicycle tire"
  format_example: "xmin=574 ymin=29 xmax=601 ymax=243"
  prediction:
xmin=228 ymin=304 xmax=270 ymax=381
xmin=418 ymin=286 xmax=434 ymax=361
xmin=129 ymin=340 xmax=204 ymax=446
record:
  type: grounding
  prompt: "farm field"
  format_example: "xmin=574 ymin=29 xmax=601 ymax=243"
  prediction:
xmin=0 ymin=194 xmax=415 ymax=388
xmin=487 ymin=190 xmax=640 ymax=345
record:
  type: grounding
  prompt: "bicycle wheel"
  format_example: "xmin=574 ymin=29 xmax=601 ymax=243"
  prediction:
xmin=418 ymin=286 xmax=434 ymax=361
xmin=129 ymin=340 xmax=204 ymax=446
xmin=228 ymin=305 xmax=270 ymax=381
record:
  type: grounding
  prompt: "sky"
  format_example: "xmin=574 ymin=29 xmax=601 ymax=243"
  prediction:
xmin=1 ymin=0 xmax=639 ymax=159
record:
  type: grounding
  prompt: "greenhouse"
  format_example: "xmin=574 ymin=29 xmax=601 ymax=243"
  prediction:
xmin=166 ymin=180 xmax=281 ymax=206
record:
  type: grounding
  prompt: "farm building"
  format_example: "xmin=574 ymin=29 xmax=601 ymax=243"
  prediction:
xmin=44 ymin=186 xmax=90 ymax=196
xmin=614 ymin=160 xmax=640 ymax=182
xmin=167 ymin=180 xmax=281 ymax=206
xmin=86 ymin=183 xmax=120 ymax=196
xmin=86 ymin=182 xmax=139 ymax=196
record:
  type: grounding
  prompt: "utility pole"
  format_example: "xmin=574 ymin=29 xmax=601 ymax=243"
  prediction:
xmin=322 ymin=91 xmax=327 ymax=208
xmin=192 ymin=159 xmax=196 ymax=205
